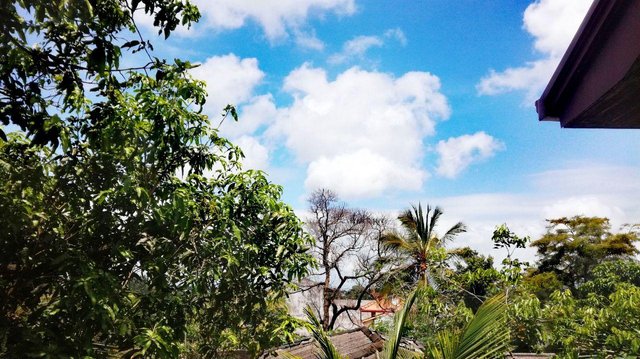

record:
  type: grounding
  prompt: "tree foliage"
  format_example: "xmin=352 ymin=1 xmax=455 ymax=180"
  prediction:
xmin=531 ymin=216 xmax=639 ymax=292
xmin=449 ymin=247 xmax=501 ymax=312
xmin=0 ymin=1 xmax=313 ymax=356
xmin=511 ymin=260 xmax=640 ymax=357
xmin=283 ymin=212 xmax=640 ymax=358
xmin=491 ymin=224 xmax=529 ymax=292
xmin=405 ymin=287 xmax=474 ymax=351
xmin=509 ymin=216 xmax=640 ymax=357
xmin=426 ymin=293 xmax=509 ymax=359
xmin=1 ymin=0 xmax=200 ymax=145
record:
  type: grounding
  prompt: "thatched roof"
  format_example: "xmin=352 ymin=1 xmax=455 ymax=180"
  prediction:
xmin=505 ymin=354 xmax=555 ymax=359
xmin=259 ymin=327 xmax=385 ymax=359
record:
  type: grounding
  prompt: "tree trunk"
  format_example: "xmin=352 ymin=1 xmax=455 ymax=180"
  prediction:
xmin=420 ymin=261 xmax=429 ymax=286
xmin=322 ymin=269 xmax=331 ymax=329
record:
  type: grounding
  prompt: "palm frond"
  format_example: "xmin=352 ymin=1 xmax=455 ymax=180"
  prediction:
xmin=382 ymin=288 xmax=420 ymax=359
xmin=449 ymin=293 xmax=509 ymax=359
xmin=427 ymin=331 xmax=459 ymax=359
xmin=282 ymin=352 xmax=304 ymax=359
xmin=428 ymin=206 xmax=443 ymax=239
xmin=303 ymin=307 xmax=345 ymax=359
xmin=415 ymin=204 xmax=427 ymax=240
xmin=442 ymin=222 xmax=467 ymax=243
xmin=381 ymin=232 xmax=415 ymax=252
xmin=398 ymin=208 xmax=418 ymax=233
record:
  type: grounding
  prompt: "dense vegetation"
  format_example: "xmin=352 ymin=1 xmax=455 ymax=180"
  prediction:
xmin=377 ymin=214 xmax=640 ymax=358
xmin=1 ymin=1 xmax=312 ymax=357
xmin=303 ymin=197 xmax=640 ymax=358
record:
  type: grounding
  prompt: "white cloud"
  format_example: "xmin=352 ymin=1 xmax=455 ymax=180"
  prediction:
xmin=434 ymin=193 xmax=544 ymax=263
xmin=235 ymin=135 xmax=270 ymax=171
xmin=329 ymin=28 xmax=407 ymax=64
xmin=530 ymin=165 xmax=640 ymax=196
xmin=523 ymin=0 xmax=592 ymax=57
xmin=304 ymin=149 xmax=427 ymax=198
xmin=542 ymin=196 xmax=626 ymax=221
xmin=477 ymin=0 xmax=592 ymax=101
xmin=221 ymin=94 xmax=278 ymax=138
xmin=531 ymin=165 xmax=640 ymax=223
xmin=343 ymin=36 xmax=383 ymax=56
xmin=435 ymin=132 xmax=504 ymax=178
xmin=190 ymin=54 xmax=264 ymax=115
xmin=329 ymin=35 xmax=384 ymax=64
xmin=191 ymin=0 xmax=356 ymax=41
xmin=384 ymin=28 xmax=407 ymax=46
xmin=270 ymin=64 xmax=450 ymax=199
xmin=476 ymin=58 xmax=558 ymax=102
xmin=294 ymin=30 xmax=326 ymax=51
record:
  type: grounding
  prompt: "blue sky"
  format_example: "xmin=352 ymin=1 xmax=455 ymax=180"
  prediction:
xmin=138 ymin=0 xmax=640 ymax=260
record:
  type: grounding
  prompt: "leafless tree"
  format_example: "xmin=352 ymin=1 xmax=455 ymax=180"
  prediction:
xmin=302 ymin=189 xmax=402 ymax=330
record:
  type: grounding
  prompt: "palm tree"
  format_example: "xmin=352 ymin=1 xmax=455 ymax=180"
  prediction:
xmin=424 ymin=293 xmax=510 ymax=359
xmin=381 ymin=204 xmax=466 ymax=286
xmin=305 ymin=290 xmax=510 ymax=359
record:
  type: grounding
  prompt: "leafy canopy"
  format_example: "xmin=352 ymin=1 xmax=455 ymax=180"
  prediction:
xmin=510 ymin=260 xmax=640 ymax=357
xmin=531 ymin=216 xmax=639 ymax=292
xmin=0 ymin=0 xmax=313 ymax=357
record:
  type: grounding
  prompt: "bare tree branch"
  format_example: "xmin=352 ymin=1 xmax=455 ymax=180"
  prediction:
xmin=298 ymin=189 xmax=403 ymax=329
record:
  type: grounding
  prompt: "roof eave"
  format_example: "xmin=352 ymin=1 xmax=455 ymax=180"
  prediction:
xmin=535 ymin=0 xmax=622 ymax=126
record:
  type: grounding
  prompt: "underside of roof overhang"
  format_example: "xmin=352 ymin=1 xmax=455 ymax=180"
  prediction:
xmin=535 ymin=0 xmax=640 ymax=128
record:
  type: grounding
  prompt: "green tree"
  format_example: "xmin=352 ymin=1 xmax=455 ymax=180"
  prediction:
xmin=0 ymin=1 xmax=313 ymax=357
xmin=522 ymin=271 xmax=563 ymax=302
xmin=542 ymin=285 xmax=640 ymax=357
xmin=425 ymin=293 xmax=510 ymax=359
xmin=507 ymin=293 xmax=547 ymax=353
xmin=381 ymin=204 xmax=466 ymax=286
xmin=1 ymin=0 xmax=200 ymax=145
xmin=449 ymin=247 xmax=501 ymax=311
xmin=510 ymin=260 xmax=640 ymax=357
xmin=579 ymin=259 xmax=640 ymax=298
xmin=531 ymin=216 xmax=639 ymax=292
xmin=491 ymin=225 xmax=529 ymax=294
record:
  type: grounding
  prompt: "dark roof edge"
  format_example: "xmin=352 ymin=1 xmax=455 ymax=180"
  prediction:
xmin=258 ymin=326 xmax=383 ymax=358
xmin=535 ymin=0 xmax=621 ymax=121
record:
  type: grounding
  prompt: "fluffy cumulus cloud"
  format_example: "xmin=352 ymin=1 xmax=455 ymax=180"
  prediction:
xmin=304 ymin=149 xmax=426 ymax=198
xmin=435 ymin=132 xmax=504 ymax=178
xmin=191 ymin=0 xmax=356 ymax=40
xmin=270 ymin=64 xmax=450 ymax=198
xmin=190 ymin=54 xmax=264 ymax=115
xmin=329 ymin=28 xmax=407 ymax=64
xmin=477 ymin=0 xmax=592 ymax=101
